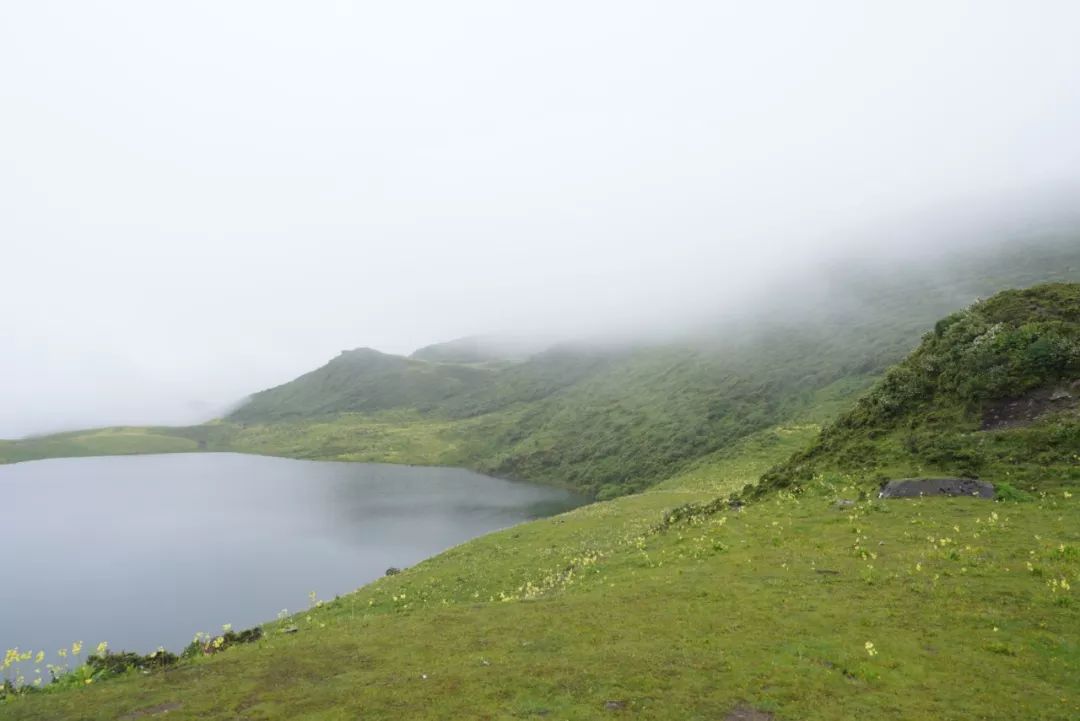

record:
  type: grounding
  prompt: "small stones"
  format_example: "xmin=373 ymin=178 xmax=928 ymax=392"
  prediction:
xmin=604 ymin=700 xmax=626 ymax=711
xmin=281 ymin=626 xmax=299 ymax=634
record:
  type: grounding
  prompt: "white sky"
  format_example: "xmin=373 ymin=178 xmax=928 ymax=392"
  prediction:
xmin=3 ymin=1 xmax=1080 ymax=436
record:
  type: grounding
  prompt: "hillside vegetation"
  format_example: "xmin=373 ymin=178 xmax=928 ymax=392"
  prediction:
xmin=5 ymin=237 xmax=1080 ymax=500
xmin=760 ymin=283 xmax=1080 ymax=496
xmin=4 ymin=277 xmax=1080 ymax=719
xmin=226 ymin=237 xmax=1080 ymax=497
xmin=228 ymin=348 xmax=496 ymax=422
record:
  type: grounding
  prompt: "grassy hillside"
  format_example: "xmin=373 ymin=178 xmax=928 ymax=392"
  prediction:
xmin=228 ymin=348 xmax=497 ymax=422
xmin=5 ymin=282 xmax=1080 ymax=719
xmin=211 ymin=236 xmax=1080 ymax=497
xmin=5 ymin=237 xmax=1080 ymax=502
xmin=760 ymin=283 xmax=1080 ymax=497
xmin=4 ymin=421 xmax=1077 ymax=719
xmin=0 ymin=426 xmax=229 ymax=465
xmin=410 ymin=334 xmax=552 ymax=364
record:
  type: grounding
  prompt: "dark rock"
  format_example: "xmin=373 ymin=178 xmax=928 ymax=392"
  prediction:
xmin=878 ymin=477 xmax=994 ymax=499
xmin=385 ymin=567 xmax=402 ymax=576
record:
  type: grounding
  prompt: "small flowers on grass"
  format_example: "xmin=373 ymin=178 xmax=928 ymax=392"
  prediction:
xmin=864 ymin=641 xmax=878 ymax=657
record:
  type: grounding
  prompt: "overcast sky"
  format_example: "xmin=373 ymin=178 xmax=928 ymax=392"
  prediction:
xmin=3 ymin=1 xmax=1080 ymax=437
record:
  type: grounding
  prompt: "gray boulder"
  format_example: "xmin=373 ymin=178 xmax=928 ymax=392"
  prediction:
xmin=878 ymin=477 xmax=994 ymax=499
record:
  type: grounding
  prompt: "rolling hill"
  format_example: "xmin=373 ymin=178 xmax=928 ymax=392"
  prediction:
xmin=213 ymin=235 xmax=1080 ymax=497
xmin=5 ymin=282 xmax=1078 ymax=720
xmin=5 ymin=235 xmax=1080 ymax=502
xmin=759 ymin=282 xmax=1080 ymax=497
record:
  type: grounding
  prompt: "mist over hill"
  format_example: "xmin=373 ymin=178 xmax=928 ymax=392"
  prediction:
xmin=216 ymin=235 xmax=1080 ymax=497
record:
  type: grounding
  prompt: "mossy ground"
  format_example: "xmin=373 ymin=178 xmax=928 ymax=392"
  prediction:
xmin=4 ymin=437 xmax=1077 ymax=720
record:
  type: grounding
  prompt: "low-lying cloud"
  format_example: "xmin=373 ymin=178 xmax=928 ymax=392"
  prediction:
xmin=3 ymin=1 xmax=1080 ymax=437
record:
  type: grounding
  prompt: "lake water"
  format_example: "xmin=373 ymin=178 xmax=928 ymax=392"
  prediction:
xmin=0 ymin=453 xmax=585 ymax=664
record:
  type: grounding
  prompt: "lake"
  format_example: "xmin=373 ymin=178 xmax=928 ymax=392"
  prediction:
xmin=0 ymin=453 xmax=585 ymax=665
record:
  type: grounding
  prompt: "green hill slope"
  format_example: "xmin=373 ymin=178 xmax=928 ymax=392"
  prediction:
xmin=6 ymin=331 xmax=1078 ymax=717
xmin=760 ymin=282 xmax=1080 ymax=496
xmin=409 ymin=334 xmax=553 ymax=364
xmin=228 ymin=348 xmax=496 ymax=422
xmin=7 ymin=235 xmax=1080 ymax=501
xmin=214 ymin=236 xmax=1080 ymax=497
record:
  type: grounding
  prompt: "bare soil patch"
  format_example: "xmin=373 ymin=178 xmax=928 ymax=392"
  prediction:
xmin=982 ymin=382 xmax=1080 ymax=430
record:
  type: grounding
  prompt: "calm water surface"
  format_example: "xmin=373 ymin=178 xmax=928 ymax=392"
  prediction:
xmin=1 ymin=453 xmax=585 ymax=661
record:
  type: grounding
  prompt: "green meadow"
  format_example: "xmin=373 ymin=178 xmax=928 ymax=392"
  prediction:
xmin=3 ymin=442 xmax=1077 ymax=719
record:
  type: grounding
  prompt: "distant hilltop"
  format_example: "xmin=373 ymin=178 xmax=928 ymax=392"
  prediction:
xmin=409 ymin=334 xmax=555 ymax=364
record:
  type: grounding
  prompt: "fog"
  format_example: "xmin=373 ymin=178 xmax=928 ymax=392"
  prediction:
xmin=3 ymin=2 xmax=1080 ymax=437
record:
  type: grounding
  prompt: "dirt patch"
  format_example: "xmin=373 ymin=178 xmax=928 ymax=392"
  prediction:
xmin=119 ymin=702 xmax=182 ymax=719
xmin=982 ymin=382 xmax=1080 ymax=430
xmin=879 ymin=477 xmax=995 ymax=499
xmin=725 ymin=704 xmax=776 ymax=721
